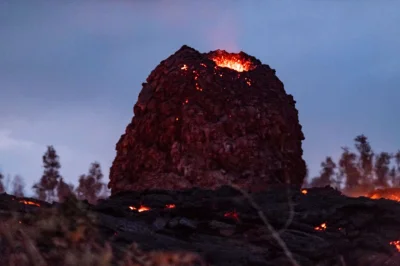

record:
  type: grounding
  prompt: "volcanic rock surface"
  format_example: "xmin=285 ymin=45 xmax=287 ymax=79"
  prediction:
xmin=109 ymin=45 xmax=306 ymax=194
xmin=3 ymin=187 xmax=400 ymax=266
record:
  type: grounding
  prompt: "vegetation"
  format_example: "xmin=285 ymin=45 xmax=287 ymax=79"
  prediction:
xmin=0 ymin=195 xmax=200 ymax=266
xmin=0 ymin=137 xmax=399 ymax=265
xmin=0 ymin=145 xmax=109 ymax=204
xmin=1 ymin=134 xmax=400 ymax=201
xmin=0 ymin=147 xmax=207 ymax=265
xmin=305 ymin=134 xmax=400 ymax=195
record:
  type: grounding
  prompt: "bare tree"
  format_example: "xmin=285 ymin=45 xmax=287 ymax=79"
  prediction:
xmin=76 ymin=162 xmax=106 ymax=204
xmin=57 ymin=177 xmax=75 ymax=202
xmin=311 ymin=157 xmax=337 ymax=188
xmin=339 ymin=147 xmax=361 ymax=191
xmin=374 ymin=152 xmax=391 ymax=188
xmin=0 ymin=171 xmax=5 ymax=193
xmin=11 ymin=175 xmax=25 ymax=197
xmin=392 ymin=150 xmax=400 ymax=186
xmin=312 ymin=135 xmax=400 ymax=193
xmin=354 ymin=134 xmax=374 ymax=189
xmin=33 ymin=146 xmax=62 ymax=202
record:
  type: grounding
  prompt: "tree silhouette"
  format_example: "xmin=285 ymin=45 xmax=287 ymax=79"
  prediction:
xmin=75 ymin=162 xmax=105 ymax=204
xmin=311 ymin=157 xmax=337 ymax=188
xmin=354 ymin=135 xmax=374 ymax=190
xmin=311 ymin=134 xmax=400 ymax=194
xmin=33 ymin=146 xmax=62 ymax=202
xmin=374 ymin=152 xmax=391 ymax=188
xmin=57 ymin=177 xmax=75 ymax=202
xmin=392 ymin=150 xmax=400 ymax=186
xmin=338 ymin=147 xmax=360 ymax=191
xmin=11 ymin=175 xmax=25 ymax=197
xmin=0 ymin=171 xmax=4 ymax=193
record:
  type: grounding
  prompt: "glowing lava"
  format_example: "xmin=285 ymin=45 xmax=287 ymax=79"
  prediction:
xmin=129 ymin=205 xmax=150 ymax=212
xmin=391 ymin=240 xmax=400 ymax=252
xmin=314 ymin=223 xmax=327 ymax=231
xmin=211 ymin=54 xmax=253 ymax=72
xmin=367 ymin=188 xmax=400 ymax=202
xmin=129 ymin=204 xmax=176 ymax=212
xmin=19 ymin=200 xmax=40 ymax=207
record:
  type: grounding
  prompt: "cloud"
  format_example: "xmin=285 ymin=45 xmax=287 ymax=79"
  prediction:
xmin=0 ymin=105 xmax=124 ymax=195
xmin=1 ymin=0 xmax=400 ymax=191
xmin=0 ymin=130 xmax=37 ymax=151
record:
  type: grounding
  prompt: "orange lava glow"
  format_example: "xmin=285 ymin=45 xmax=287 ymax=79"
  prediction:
xmin=129 ymin=204 xmax=176 ymax=212
xmin=129 ymin=205 xmax=150 ymax=212
xmin=367 ymin=188 xmax=400 ymax=202
xmin=314 ymin=223 xmax=327 ymax=231
xmin=211 ymin=54 xmax=253 ymax=72
xmin=370 ymin=193 xmax=400 ymax=202
xmin=391 ymin=240 xmax=400 ymax=252
xmin=301 ymin=189 xmax=308 ymax=195
xmin=19 ymin=200 xmax=40 ymax=207
xmin=192 ymin=70 xmax=202 ymax=91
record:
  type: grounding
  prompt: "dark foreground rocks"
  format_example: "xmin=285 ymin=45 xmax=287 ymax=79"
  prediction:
xmin=2 ymin=186 xmax=400 ymax=265
xmin=109 ymin=45 xmax=306 ymax=194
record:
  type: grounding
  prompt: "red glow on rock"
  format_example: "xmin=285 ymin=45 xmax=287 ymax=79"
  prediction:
xmin=211 ymin=54 xmax=253 ymax=72
xmin=129 ymin=205 xmax=151 ymax=212
xmin=224 ymin=210 xmax=240 ymax=221
xmin=19 ymin=200 xmax=40 ymax=207
xmin=391 ymin=240 xmax=400 ymax=252
xmin=314 ymin=223 xmax=327 ymax=231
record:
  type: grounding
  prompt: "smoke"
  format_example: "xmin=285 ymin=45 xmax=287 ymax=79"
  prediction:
xmin=153 ymin=1 xmax=242 ymax=52
xmin=33 ymin=1 xmax=243 ymax=52
xmin=205 ymin=9 xmax=241 ymax=52
xmin=0 ymin=130 xmax=36 ymax=151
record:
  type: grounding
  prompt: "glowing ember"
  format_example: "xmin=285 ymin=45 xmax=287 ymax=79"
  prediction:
xmin=301 ymin=189 xmax=308 ymax=195
xmin=245 ymin=78 xmax=252 ymax=86
xmin=224 ymin=210 xmax=240 ymax=221
xmin=129 ymin=205 xmax=151 ymax=212
xmin=165 ymin=204 xmax=176 ymax=209
xmin=211 ymin=54 xmax=253 ymax=72
xmin=367 ymin=188 xmax=400 ymax=202
xmin=181 ymin=64 xmax=188 ymax=70
xmin=314 ymin=223 xmax=327 ymax=231
xmin=391 ymin=240 xmax=400 ymax=251
xmin=369 ymin=193 xmax=400 ymax=201
xmin=19 ymin=200 xmax=40 ymax=207
xmin=192 ymin=70 xmax=202 ymax=91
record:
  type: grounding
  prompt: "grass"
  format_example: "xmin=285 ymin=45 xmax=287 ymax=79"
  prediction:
xmin=0 ymin=195 xmax=206 ymax=266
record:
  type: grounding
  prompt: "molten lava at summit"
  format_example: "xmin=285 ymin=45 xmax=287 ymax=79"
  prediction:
xmin=109 ymin=44 xmax=306 ymax=194
xmin=210 ymin=53 xmax=254 ymax=72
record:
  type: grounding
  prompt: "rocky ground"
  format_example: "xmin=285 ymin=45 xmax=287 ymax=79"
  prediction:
xmin=2 ymin=185 xmax=400 ymax=265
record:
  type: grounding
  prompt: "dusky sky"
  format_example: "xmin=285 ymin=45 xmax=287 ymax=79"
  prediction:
xmin=1 ymin=0 xmax=399 ymax=194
